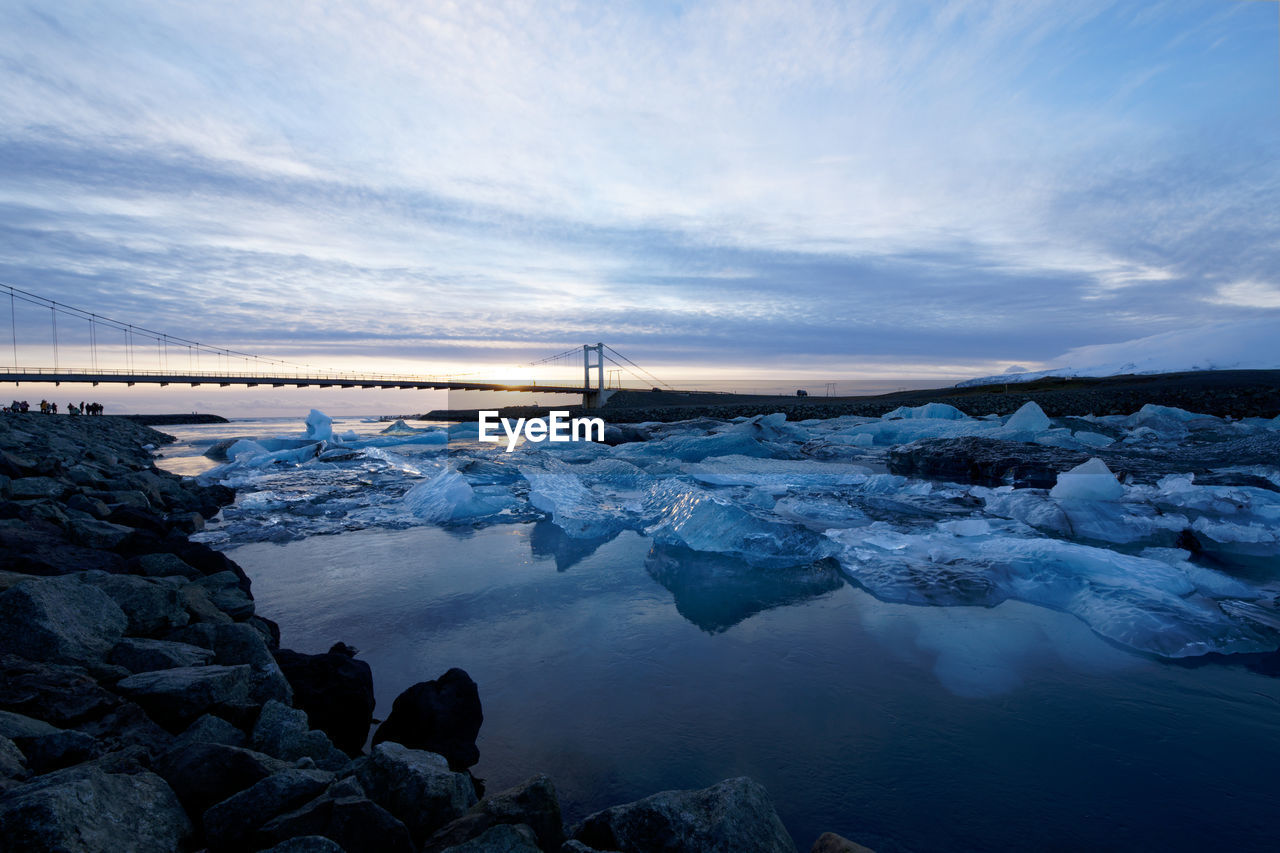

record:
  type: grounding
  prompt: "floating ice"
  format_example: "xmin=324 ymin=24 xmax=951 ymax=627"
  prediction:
xmin=380 ymin=419 xmax=424 ymax=434
xmin=403 ymin=468 xmax=514 ymax=522
xmin=645 ymin=480 xmax=834 ymax=567
xmin=304 ymin=409 xmax=334 ymax=442
xmin=1049 ymin=458 xmax=1124 ymax=502
xmin=683 ymin=456 xmax=872 ymax=488
xmin=883 ymin=403 xmax=967 ymax=420
xmin=522 ymin=460 xmax=632 ymax=538
xmin=827 ymin=525 xmax=1274 ymax=657
xmin=1001 ymin=401 xmax=1051 ymax=434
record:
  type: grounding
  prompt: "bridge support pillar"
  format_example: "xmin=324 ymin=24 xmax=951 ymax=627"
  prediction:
xmin=582 ymin=342 xmax=608 ymax=408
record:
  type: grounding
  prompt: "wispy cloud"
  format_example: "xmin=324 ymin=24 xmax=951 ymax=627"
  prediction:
xmin=0 ymin=0 xmax=1275 ymax=379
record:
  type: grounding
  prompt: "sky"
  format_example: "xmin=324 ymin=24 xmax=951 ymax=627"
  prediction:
xmin=0 ymin=0 xmax=1277 ymax=414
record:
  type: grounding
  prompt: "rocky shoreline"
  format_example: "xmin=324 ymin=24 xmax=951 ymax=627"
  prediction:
xmin=0 ymin=414 xmax=863 ymax=853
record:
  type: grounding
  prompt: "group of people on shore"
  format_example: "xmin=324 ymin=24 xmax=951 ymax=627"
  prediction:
xmin=3 ymin=399 xmax=105 ymax=415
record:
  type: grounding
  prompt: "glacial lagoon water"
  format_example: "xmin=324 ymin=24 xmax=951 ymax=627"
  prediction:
xmin=157 ymin=412 xmax=1280 ymax=851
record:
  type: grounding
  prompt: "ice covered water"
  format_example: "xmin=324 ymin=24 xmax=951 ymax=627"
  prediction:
xmin=184 ymin=407 xmax=1280 ymax=659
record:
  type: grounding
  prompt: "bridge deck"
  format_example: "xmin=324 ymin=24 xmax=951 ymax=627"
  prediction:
xmin=0 ymin=368 xmax=587 ymax=394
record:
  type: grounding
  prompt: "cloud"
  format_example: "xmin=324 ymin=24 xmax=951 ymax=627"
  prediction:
xmin=0 ymin=0 xmax=1276 ymax=380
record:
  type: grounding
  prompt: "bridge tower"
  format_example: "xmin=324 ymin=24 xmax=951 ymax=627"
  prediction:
xmin=583 ymin=342 xmax=608 ymax=408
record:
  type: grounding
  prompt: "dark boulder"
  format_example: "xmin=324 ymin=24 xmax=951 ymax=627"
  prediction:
xmin=372 ymin=668 xmax=482 ymax=770
xmin=0 ymin=654 xmax=121 ymax=725
xmin=18 ymin=728 xmax=100 ymax=774
xmin=132 ymin=551 xmax=203 ymax=579
xmin=170 ymin=622 xmax=292 ymax=705
xmin=572 ymin=777 xmax=797 ymax=853
xmin=194 ymin=571 xmax=256 ymax=620
xmin=251 ymin=700 xmax=349 ymax=770
xmin=155 ymin=740 xmax=289 ymax=815
xmin=275 ymin=643 xmax=375 ymax=756
xmin=424 ymin=774 xmax=563 ymax=853
xmin=255 ymin=789 xmax=415 ymax=853
xmin=0 ymin=517 xmax=124 ymax=575
xmin=0 ymin=734 xmax=28 ymax=791
xmin=0 ymin=762 xmax=193 ymax=853
xmin=356 ymin=742 xmax=478 ymax=845
xmin=439 ymin=823 xmax=541 ymax=852
xmin=116 ymin=664 xmax=253 ymax=731
xmin=203 ymin=767 xmax=334 ymax=851
xmin=172 ymin=713 xmax=248 ymax=750
xmin=110 ymin=636 xmax=215 ymax=672
xmin=0 ymin=575 xmax=128 ymax=664
xmin=79 ymin=571 xmax=190 ymax=636
xmin=75 ymin=701 xmax=174 ymax=759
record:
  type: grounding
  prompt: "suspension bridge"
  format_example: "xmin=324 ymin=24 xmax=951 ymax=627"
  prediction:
xmin=0 ymin=285 xmax=673 ymax=408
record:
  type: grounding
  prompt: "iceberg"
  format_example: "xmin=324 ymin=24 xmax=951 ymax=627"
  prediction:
xmin=683 ymin=456 xmax=872 ymax=488
xmin=1001 ymin=401 xmax=1051 ymax=434
xmin=380 ymin=419 xmax=425 ymax=434
xmin=883 ymin=402 xmax=967 ymax=420
xmin=645 ymin=480 xmax=835 ymax=567
xmin=403 ymin=468 xmax=515 ymax=522
xmin=827 ymin=525 xmax=1274 ymax=657
xmin=1049 ymin=458 xmax=1125 ymax=502
xmin=304 ymin=409 xmax=334 ymax=442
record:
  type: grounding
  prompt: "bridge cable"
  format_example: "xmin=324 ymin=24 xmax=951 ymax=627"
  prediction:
xmin=603 ymin=345 xmax=673 ymax=389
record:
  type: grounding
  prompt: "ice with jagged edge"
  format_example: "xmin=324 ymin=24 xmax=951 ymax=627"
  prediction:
xmin=193 ymin=406 xmax=1280 ymax=658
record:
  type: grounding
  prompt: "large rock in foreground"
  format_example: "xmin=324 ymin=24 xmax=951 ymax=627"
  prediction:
xmin=424 ymin=774 xmax=562 ymax=853
xmin=356 ymin=742 xmax=477 ymax=845
xmin=0 ymin=762 xmax=193 ymax=852
xmin=0 ymin=576 xmax=127 ymax=664
xmin=572 ymin=776 xmax=797 ymax=853
xmin=372 ymin=668 xmax=482 ymax=770
xmin=274 ymin=643 xmax=374 ymax=756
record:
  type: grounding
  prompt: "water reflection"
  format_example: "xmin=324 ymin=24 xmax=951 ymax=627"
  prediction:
xmin=644 ymin=543 xmax=845 ymax=633
xmin=529 ymin=520 xmax=618 ymax=572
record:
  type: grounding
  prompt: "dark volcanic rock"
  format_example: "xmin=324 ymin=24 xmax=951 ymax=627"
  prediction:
xmin=275 ymin=643 xmax=375 ymax=756
xmin=251 ymin=700 xmax=349 ymax=770
xmin=195 ymin=570 xmax=256 ymax=619
xmin=424 ymin=774 xmax=563 ymax=853
xmin=133 ymin=551 xmax=203 ymax=579
xmin=116 ymin=664 xmax=253 ymax=731
xmin=0 ymin=654 xmax=121 ymax=725
xmin=0 ymin=518 xmax=125 ymax=575
xmin=255 ymin=790 xmax=416 ymax=853
xmin=0 ymin=575 xmax=128 ymax=664
xmin=155 ymin=740 xmax=289 ymax=815
xmin=439 ymin=822 xmax=541 ymax=852
xmin=18 ymin=728 xmax=100 ymax=774
xmin=0 ymin=734 xmax=28 ymax=790
xmin=373 ymin=668 xmax=483 ymax=770
xmin=0 ymin=762 xmax=193 ymax=853
xmin=572 ymin=776 xmax=797 ymax=853
xmin=79 ymin=571 xmax=190 ymax=636
xmin=173 ymin=713 xmax=248 ymax=750
xmin=170 ymin=621 xmax=293 ymax=705
xmin=203 ymin=767 xmax=334 ymax=851
xmin=110 ymin=636 xmax=215 ymax=672
xmin=75 ymin=701 xmax=174 ymax=759
xmin=356 ymin=742 xmax=478 ymax=845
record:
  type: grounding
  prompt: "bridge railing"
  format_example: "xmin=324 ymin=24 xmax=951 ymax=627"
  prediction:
xmin=0 ymin=366 xmax=516 ymax=383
